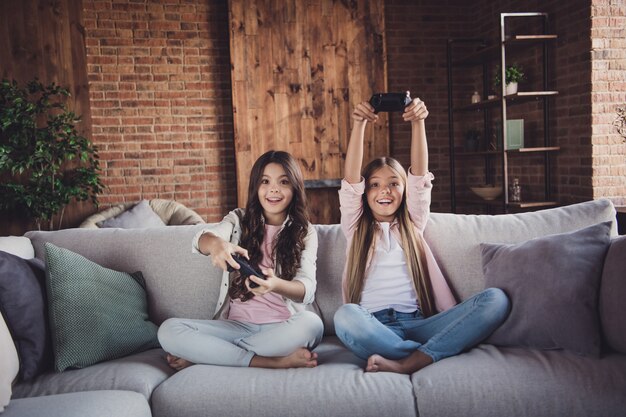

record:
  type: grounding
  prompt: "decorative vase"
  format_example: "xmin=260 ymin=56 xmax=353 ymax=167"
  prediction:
xmin=509 ymin=178 xmax=522 ymax=202
xmin=505 ymin=82 xmax=518 ymax=95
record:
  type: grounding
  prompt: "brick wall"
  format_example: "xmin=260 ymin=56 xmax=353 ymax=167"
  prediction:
xmin=83 ymin=0 xmax=236 ymax=222
xmin=590 ymin=0 xmax=626 ymax=206
xmin=385 ymin=0 xmax=471 ymax=212
xmin=545 ymin=0 xmax=594 ymax=204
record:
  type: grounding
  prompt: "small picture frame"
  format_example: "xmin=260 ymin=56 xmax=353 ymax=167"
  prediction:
xmin=496 ymin=119 xmax=524 ymax=150
xmin=505 ymin=119 xmax=524 ymax=150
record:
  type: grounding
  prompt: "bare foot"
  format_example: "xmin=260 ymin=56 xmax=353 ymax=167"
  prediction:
xmin=166 ymin=353 xmax=194 ymax=371
xmin=250 ymin=348 xmax=318 ymax=369
xmin=365 ymin=350 xmax=433 ymax=374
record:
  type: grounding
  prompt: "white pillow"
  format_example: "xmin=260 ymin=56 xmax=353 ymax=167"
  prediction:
xmin=0 ymin=236 xmax=35 ymax=259
xmin=0 ymin=314 xmax=19 ymax=412
xmin=97 ymin=200 xmax=166 ymax=229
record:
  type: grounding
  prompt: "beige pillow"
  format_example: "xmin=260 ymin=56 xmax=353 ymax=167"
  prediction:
xmin=0 ymin=313 xmax=19 ymax=412
xmin=482 ymin=222 xmax=611 ymax=357
xmin=0 ymin=236 xmax=34 ymax=259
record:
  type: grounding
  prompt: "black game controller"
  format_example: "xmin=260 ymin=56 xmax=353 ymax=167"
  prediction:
xmin=226 ymin=254 xmax=265 ymax=288
xmin=369 ymin=92 xmax=412 ymax=113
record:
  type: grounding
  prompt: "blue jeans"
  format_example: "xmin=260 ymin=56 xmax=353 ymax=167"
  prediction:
xmin=333 ymin=288 xmax=510 ymax=362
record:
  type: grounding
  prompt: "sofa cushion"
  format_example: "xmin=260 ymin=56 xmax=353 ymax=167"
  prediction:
xmin=0 ymin=251 xmax=52 ymax=379
xmin=600 ymin=235 xmax=626 ymax=353
xmin=152 ymin=336 xmax=417 ymax=417
xmin=98 ymin=199 xmax=166 ymax=229
xmin=45 ymin=243 xmax=160 ymax=371
xmin=481 ymin=222 xmax=611 ymax=356
xmin=2 ymin=390 xmax=152 ymax=417
xmin=12 ymin=348 xmax=172 ymax=400
xmin=313 ymin=224 xmax=347 ymax=335
xmin=412 ymin=344 xmax=626 ymax=417
xmin=0 ymin=314 xmax=19 ymax=412
xmin=425 ymin=198 xmax=617 ymax=301
xmin=0 ymin=236 xmax=34 ymax=259
xmin=26 ymin=225 xmax=218 ymax=325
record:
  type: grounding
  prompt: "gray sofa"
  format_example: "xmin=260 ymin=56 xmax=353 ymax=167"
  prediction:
xmin=4 ymin=198 xmax=626 ymax=417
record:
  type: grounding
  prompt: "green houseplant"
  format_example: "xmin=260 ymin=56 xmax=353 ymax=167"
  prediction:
xmin=494 ymin=64 xmax=525 ymax=95
xmin=0 ymin=79 xmax=104 ymax=230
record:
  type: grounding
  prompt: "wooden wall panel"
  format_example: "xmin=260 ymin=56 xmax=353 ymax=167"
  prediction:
xmin=0 ymin=0 xmax=92 ymax=234
xmin=228 ymin=0 xmax=388 ymax=222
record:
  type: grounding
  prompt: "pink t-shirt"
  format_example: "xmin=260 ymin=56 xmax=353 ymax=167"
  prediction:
xmin=227 ymin=224 xmax=292 ymax=324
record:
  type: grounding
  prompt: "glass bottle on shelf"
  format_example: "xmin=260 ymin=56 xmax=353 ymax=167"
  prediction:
xmin=509 ymin=178 xmax=522 ymax=202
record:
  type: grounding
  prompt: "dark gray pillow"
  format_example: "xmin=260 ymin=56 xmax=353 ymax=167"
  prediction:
xmin=481 ymin=221 xmax=612 ymax=357
xmin=599 ymin=236 xmax=626 ymax=354
xmin=98 ymin=200 xmax=165 ymax=229
xmin=45 ymin=243 xmax=160 ymax=372
xmin=0 ymin=251 xmax=52 ymax=380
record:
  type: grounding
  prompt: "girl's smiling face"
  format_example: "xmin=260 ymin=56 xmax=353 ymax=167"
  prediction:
xmin=258 ymin=162 xmax=294 ymax=225
xmin=366 ymin=165 xmax=405 ymax=222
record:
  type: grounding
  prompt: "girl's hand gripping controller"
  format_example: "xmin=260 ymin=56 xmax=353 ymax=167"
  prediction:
xmin=226 ymin=254 xmax=265 ymax=288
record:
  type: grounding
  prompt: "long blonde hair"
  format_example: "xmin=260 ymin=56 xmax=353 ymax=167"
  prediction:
xmin=345 ymin=157 xmax=436 ymax=317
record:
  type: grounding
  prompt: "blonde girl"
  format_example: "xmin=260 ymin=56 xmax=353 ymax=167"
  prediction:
xmin=333 ymin=96 xmax=510 ymax=374
xmin=159 ymin=150 xmax=323 ymax=370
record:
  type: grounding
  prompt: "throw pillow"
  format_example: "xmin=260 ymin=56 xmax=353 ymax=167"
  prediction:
xmin=599 ymin=236 xmax=626 ymax=354
xmin=0 ymin=236 xmax=35 ymax=259
xmin=45 ymin=243 xmax=160 ymax=372
xmin=97 ymin=200 xmax=166 ymax=228
xmin=0 ymin=251 xmax=52 ymax=380
xmin=481 ymin=221 xmax=612 ymax=357
xmin=0 ymin=313 xmax=19 ymax=412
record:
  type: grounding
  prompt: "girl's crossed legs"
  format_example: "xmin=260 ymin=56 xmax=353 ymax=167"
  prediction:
xmin=158 ymin=310 xmax=324 ymax=369
xmin=333 ymin=288 xmax=510 ymax=373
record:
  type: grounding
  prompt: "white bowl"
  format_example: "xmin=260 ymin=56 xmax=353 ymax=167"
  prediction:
xmin=470 ymin=185 xmax=502 ymax=200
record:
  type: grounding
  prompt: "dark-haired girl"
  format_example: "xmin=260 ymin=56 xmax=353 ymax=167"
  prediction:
xmin=158 ymin=150 xmax=323 ymax=370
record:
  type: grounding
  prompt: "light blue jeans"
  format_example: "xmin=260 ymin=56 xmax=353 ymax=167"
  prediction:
xmin=333 ymin=288 xmax=510 ymax=362
xmin=158 ymin=311 xmax=324 ymax=367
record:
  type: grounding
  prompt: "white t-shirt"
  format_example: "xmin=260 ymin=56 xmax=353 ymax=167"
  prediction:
xmin=360 ymin=222 xmax=419 ymax=313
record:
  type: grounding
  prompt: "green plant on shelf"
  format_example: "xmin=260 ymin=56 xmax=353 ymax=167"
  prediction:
xmin=493 ymin=64 xmax=525 ymax=86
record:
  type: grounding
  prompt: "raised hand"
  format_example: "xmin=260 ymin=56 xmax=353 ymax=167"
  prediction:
xmin=352 ymin=101 xmax=378 ymax=123
xmin=402 ymin=98 xmax=429 ymax=122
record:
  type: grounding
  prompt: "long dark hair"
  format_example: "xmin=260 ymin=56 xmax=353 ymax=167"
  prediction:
xmin=229 ymin=150 xmax=310 ymax=302
xmin=345 ymin=157 xmax=436 ymax=317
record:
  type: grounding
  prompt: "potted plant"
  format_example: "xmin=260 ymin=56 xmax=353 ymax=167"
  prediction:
xmin=494 ymin=64 xmax=525 ymax=95
xmin=0 ymin=79 xmax=104 ymax=230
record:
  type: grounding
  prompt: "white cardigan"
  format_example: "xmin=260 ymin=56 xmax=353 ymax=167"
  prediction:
xmin=192 ymin=208 xmax=319 ymax=319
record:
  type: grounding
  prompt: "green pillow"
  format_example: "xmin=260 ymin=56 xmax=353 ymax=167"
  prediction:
xmin=44 ymin=243 xmax=160 ymax=372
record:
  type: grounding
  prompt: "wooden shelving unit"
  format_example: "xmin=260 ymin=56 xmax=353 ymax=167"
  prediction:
xmin=447 ymin=12 xmax=559 ymax=213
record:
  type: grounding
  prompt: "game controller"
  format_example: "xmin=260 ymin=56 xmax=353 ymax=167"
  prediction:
xmin=369 ymin=92 xmax=412 ymax=113
xmin=226 ymin=254 xmax=265 ymax=288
